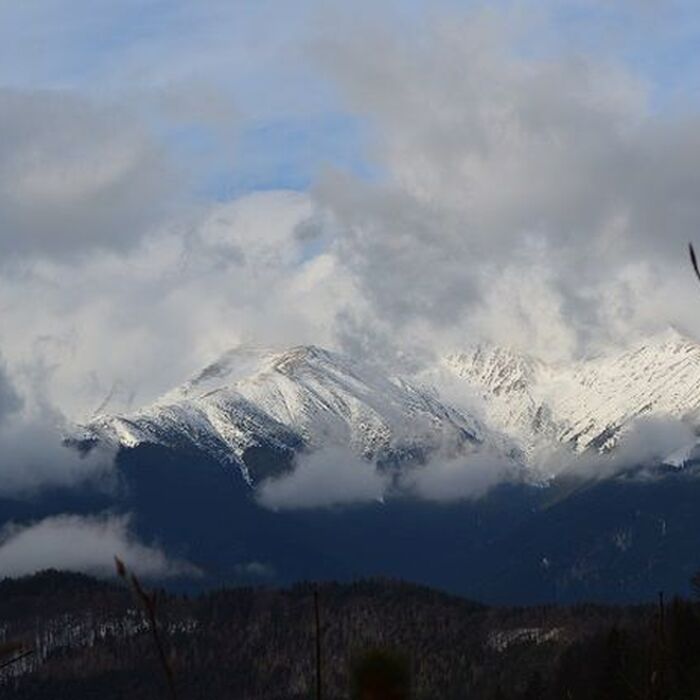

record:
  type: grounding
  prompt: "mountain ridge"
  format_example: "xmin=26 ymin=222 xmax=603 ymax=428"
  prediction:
xmin=444 ymin=326 xmax=700 ymax=463
xmin=78 ymin=344 xmax=493 ymax=484
xmin=78 ymin=328 xmax=700 ymax=484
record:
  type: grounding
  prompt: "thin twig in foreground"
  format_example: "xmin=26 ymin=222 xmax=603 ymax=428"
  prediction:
xmin=689 ymin=242 xmax=700 ymax=283
xmin=0 ymin=649 xmax=34 ymax=674
xmin=115 ymin=556 xmax=178 ymax=700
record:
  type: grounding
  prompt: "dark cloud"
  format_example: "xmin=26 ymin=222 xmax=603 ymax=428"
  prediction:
xmin=0 ymin=357 xmax=22 ymax=425
xmin=0 ymin=89 xmax=181 ymax=258
xmin=0 ymin=358 xmax=114 ymax=495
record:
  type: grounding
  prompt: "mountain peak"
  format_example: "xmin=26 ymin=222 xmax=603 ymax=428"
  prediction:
xmin=446 ymin=343 xmax=542 ymax=399
xmin=446 ymin=329 xmax=700 ymax=459
xmin=79 ymin=329 xmax=700 ymax=483
xmin=270 ymin=344 xmax=339 ymax=372
xmin=81 ymin=343 xmax=487 ymax=484
xmin=171 ymin=344 xmax=340 ymax=402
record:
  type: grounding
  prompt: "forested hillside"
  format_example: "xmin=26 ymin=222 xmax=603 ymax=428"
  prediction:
xmin=0 ymin=571 xmax=696 ymax=698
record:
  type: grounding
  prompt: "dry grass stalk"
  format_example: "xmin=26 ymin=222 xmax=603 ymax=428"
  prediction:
xmin=689 ymin=242 xmax=700 ymax=283
xmin=115 ymin=556 xmax=178 ymax=700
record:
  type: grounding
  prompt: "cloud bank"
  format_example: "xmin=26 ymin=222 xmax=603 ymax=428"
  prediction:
xmin=257 ymin=444 xmax=522 ymax=510
xmin=0 ymin=90 xmax=181 ymax=259
xmin=0 ymin=514 xmax=197 ymax=579
xmin=2 ymin=3 xmax=700 ymax=498
xmin=4 ymin=5 xmax=700 ymax=414
xmin=256 ymin=414 xmax=698 ymax=509
xmin=312 ymin=8 xmax=700 ymax=362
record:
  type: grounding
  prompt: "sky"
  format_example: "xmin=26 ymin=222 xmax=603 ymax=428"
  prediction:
xmin=2 ymin=0 xmax=700 ymax=510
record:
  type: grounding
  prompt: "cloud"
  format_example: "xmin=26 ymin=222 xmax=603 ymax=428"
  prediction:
xmin=257 ymin=447 xmax=388 ymax=510
xmin=310 ymin=7 xmax=700 ymax=362
xmin=2 ymin=1 xmax=700 ymax=500
xmin=234 ymin=561 xmax=276 ymax=579
xmin=0 ymin=190 xmax=362 ymax=422
xmin=0 ymin=357 xmax=23 ymax=426
xmin=257 ymin=443 xmax=522 ymax=509
xmin=402 ymin=450 xmax=518 ymax=502
xmin=0 ymin=411 xmax=114 ymax=496
xmin=0 ymin=513 xmax=197 ymax=579
xmin=0 ymin=359 xmax=114 ymax=495
xmin=567 ymin=416 xmax=698 ymax=480
xmin=0 ymin=89 xmax=181 ymax=258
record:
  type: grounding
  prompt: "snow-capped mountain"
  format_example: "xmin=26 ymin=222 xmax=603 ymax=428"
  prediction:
xmin=80 ymin=345 xmax=491 ymax=483
xmin=444 ymin=327 xmax=700 ymax=461
xmin=63 ymin=329 xmax=700 ymax=603
xmin=79 ymin=328 xmax=700 ymax=484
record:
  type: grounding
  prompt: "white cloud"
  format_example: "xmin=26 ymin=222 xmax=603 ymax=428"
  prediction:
xmin=0 ymin=190 xmax=361 ymax=420
xmin=257 ymin=447 xmax=388 ymax=510
xmin=403 ymin=450 xmax=517 ymax=502
xmin=0 ymin=513 xmax=197 ymax=579
xmin=257 ymin=443 xmax=523 ymax=508
xmin=234 ymin=561 xmax=276 ymax=579
xmin=567 ymin=416 xmax=698 ymax=480
xmin=310 ymin=7 xmax=700 ymax=362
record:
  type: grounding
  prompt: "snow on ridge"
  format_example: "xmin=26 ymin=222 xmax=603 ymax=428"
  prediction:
xmin=445 ymin=327 xmax=700 ymax=460
xmin=80 ymin=345 xmax=493 ymax=483
xmin=79 ymin=328 xmax=700 ymax=482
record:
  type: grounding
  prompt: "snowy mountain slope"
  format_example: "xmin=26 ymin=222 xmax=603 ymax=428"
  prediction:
xmin=80 ymin=345 xmax=492 ymax=483
xmin=440 ymin=345 xmax=558 ymax=459
xmin=444 ymin=328 xmax=700 ymax=460
xmin=79 ymin=328 xmax=700 ymax=484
